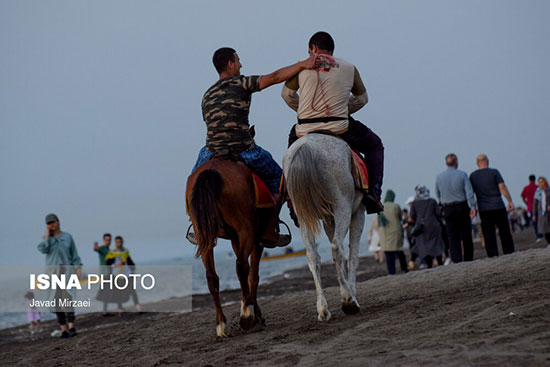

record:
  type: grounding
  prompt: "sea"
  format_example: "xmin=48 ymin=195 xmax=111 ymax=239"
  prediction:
xmin=0 ymin=237 xmax=375 ymax=330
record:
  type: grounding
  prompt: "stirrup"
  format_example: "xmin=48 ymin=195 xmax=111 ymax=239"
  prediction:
xmin=186 ymin=224 xmax=198 ymax=245
xmin=261 ymin=220 xmax=292 ymax=248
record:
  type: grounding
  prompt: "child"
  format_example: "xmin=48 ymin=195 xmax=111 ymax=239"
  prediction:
xmin=25 ymin=291 xmax=41 ymax=333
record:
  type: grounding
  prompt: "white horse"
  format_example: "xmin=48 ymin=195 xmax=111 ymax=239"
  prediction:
xmin=283 ymin=133 xmax=365 ymax=321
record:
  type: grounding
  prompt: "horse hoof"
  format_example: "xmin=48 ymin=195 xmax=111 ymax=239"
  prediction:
xmin=239 ymin=316 xmax=257 ymax=331
xmin=216 ymin=322 xmax=227 ymax=337
xmin=342 ymin=301 xmax=360 ymax=315
xmin=317 ymin=309 xmax=332 ymax=322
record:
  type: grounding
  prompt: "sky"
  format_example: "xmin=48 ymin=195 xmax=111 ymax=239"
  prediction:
xmin=1 ymin=0 xmax=549 ymax=265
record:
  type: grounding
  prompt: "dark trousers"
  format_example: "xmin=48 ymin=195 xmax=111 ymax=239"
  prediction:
xmin=56 ymin=311 xmax=75 ymax=325
xmin=288 ymin=116 xmax=384 ymax=197
xmin=54 ymin=289 xmax=75 ymax=325
xmin=533 ymin=216 xmax=541 ymax=238
xmin=440 ymin=222 xmax=450 ymax=257
xmin=479 ymin=208 xmax=515 ymax=257
xmin=384 ymin=251 xmax=408 ymax=275
xmin=443 ymin=202 xmax=474 ymax=263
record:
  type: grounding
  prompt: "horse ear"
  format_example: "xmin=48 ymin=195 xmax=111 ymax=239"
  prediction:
xmin=249 ymin=125 xmax=255 ymax=138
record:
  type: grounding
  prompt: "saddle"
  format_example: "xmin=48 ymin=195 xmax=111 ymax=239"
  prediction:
xmin=208 ymin=149 xmax=275 ymax=209
xmin=307 ymin=130 xmax=369 ymax=191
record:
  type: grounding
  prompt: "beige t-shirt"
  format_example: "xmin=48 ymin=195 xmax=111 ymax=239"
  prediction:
xmin=282 ymin=56 xmax=367 ymax=137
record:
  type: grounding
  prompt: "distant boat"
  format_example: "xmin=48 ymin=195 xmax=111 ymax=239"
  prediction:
xmin=261 ymin=249 xmax=306 ymax=261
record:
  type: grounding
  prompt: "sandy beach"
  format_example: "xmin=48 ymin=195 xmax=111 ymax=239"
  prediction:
xmin=1 ymin=229 xmax=549 ymax=366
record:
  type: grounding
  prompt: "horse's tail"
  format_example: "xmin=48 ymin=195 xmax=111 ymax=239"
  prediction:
xmin=190 ymin=169 xmax=223 ymax=259
xmin=286 ymin=142 xmax=334 ymax=238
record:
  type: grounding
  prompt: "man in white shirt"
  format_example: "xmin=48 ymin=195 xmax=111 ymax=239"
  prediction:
xmin=282 ymin=31 xmax=384 ymax=214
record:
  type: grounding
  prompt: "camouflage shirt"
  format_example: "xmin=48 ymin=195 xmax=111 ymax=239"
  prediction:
xmin=202 ymin=75 xmax=262 ymax=152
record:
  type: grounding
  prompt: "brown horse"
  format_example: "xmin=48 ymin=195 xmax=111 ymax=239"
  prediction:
xmin=186 ymin=158 xmax=268 ymax=337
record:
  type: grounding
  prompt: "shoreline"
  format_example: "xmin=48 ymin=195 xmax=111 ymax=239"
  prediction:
xmin=0 ymin=229 xmax=543 ymax=335
xmin=1 ymin=229 xmax=548 ymax=366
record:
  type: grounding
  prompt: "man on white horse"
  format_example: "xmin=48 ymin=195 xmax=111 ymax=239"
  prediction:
xmin=281 ymin=31 xmax=385 ymax=214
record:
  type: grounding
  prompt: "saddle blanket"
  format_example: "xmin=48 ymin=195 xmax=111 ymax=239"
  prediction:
xmin=351 ymin=150 xmax=369 ymax=190
xmin=252 ymin=173 xmax=276 ymax=208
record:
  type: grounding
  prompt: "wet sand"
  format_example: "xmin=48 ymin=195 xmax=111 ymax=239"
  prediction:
xmin=1 ymin=229 xmax=549 ymax=366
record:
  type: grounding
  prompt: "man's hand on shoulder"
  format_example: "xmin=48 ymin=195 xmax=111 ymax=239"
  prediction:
xmin=259 ymin=55 xmax=317 ymax=90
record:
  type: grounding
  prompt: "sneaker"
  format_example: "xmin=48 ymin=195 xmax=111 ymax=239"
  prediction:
xmin=51 ymin=329 xmax=61 ymax=337
xmin=444 ymin=258 xmax=452 ymax=266
xmin=69 ymin=328 xmax=77 ymax=337
xmin=60 ymin=331 xmax=70 ymax=339
xmin=536 ymin=237 xmax=543 ymax=243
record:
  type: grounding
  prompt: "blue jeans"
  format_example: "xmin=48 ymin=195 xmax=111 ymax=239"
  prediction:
xmin=192 ymin=145 xmax=282 ymax=194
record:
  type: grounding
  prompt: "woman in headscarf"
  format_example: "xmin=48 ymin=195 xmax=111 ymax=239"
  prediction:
xmin=378 ymin=190 xmax=408 ymax=275
xmin=533 ymin=176 xmax=550 ymax=245
xmin=410 ymin=185 xmax=444 ymax=268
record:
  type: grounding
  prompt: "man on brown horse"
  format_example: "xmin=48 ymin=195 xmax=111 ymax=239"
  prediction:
xmin=282 ymin=31 xmax=385 ymax=214
xmin=190 ymin=47 xmax=316 ymax=247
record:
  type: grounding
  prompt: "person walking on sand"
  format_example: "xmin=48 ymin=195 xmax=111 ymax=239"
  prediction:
xmin=522 ymin=174 xmax=543 ymax=242
xmin=378 ymin=190 xmax=408 ymax=275
xmin=410 ymin=185 xmax=445 ymax=268
xmin=37 ymin=213 xmax=82 ymax=339
xmin=533 ymin=176 xmax=550 ymax=245
xmin=435 ymin=154 xmax=477 ymax=263
xmin=469 ymin=154 xmax=515 ymax=257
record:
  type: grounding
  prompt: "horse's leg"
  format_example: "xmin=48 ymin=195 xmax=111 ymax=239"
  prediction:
xmin=202 ymin=248 xmax=227 ymax=337
xmin=302 ymin=231 xmax=331 ymax=321
xmin=323 ymin=218 xmax=335 ymax=243
xmin=248 ymin=242 xmax=264 ymax=327
xmin=330 ymin=207 xmax=360 ymax=315
xmin=343 ymin=205 xmax=365 ymax=315
xmin=234 ymin=231 xmax=258 ymax=331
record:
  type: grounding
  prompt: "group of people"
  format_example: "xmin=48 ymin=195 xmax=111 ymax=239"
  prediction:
xmin=34 ymin=213 xmax=139 ymax=338
xmin=369 ymin=153 xmax=545 ymax=276
xmin=93 ymin=233 xmax=141 ymax=315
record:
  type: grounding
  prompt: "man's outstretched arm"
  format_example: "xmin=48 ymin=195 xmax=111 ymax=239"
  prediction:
xmin=259 ymin=56 xmax=315 ymax=91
